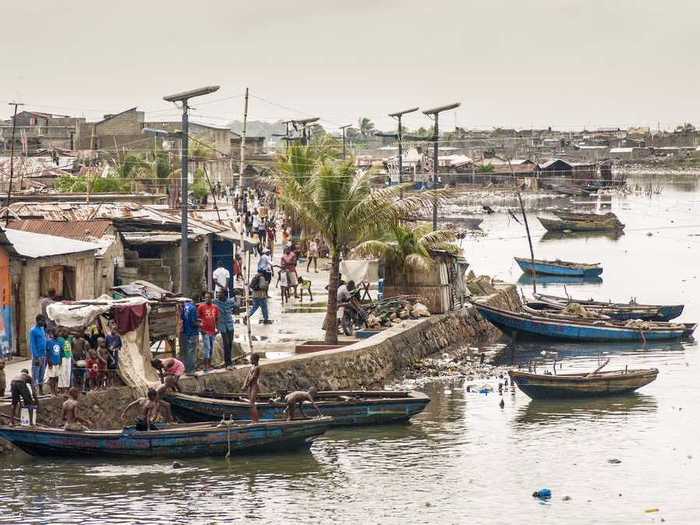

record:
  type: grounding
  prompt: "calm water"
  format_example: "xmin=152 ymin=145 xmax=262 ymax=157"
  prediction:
xmin=2 ymin=175 xmax=700 ymax=524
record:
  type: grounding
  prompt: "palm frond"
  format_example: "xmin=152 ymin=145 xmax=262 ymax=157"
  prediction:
xmin=404 ymin=253 xmax=434 ymax=271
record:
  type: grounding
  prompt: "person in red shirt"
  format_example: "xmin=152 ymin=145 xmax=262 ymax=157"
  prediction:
xmin=197 ymin=291 xmax=220 ymax=372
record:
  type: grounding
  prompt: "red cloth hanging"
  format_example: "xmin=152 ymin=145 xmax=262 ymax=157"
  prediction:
xmin=113 ymin=303 xmax=148 ymax=333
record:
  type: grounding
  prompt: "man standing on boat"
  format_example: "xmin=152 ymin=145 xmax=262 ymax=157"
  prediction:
xmin=9 ymin=369 xmax=38 ymax=426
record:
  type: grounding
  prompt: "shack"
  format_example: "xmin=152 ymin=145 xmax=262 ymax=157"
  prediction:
xmin=1 ymin=227 xmax=100 ymax=356
xmin=382 ymin=250 xmax=469 ymax=314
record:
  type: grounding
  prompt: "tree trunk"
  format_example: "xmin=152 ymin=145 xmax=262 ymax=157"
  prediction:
xmin=323 ymin=248 xmax=341 ymax=344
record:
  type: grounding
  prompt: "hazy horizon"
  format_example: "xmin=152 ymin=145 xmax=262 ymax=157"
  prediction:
xmin=2 ymin=0 xmax=698 ymax=132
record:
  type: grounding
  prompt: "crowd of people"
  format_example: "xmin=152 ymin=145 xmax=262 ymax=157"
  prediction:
xmin=28 ymin=314 xmax=122 ymax=397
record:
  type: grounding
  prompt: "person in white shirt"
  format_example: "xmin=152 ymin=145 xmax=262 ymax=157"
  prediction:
xmin=213 ymin=264 xmax=231 ymax=296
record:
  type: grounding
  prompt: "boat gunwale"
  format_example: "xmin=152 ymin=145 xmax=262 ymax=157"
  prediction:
xmin=509 ymin=369 xmax=659 ymax=383
xmin=514 ymin=256 xmax=601 ymax=270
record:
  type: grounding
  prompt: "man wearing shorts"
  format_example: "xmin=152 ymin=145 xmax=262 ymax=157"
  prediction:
xmin=10 ymin=369 xmax=38 ymax=426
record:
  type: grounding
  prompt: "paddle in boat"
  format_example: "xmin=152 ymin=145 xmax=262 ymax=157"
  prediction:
xmin=0 ymin=417 xmax=333 ymax=458
xmin=166 ymin=390 xmax=430 ymax=426
xmin=509 ymin=361 xmax=658 ymax=399
xmin=515 ymin=257 xmax=603 ymax=277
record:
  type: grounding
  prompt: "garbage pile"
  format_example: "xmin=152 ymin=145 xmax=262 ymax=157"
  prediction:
xmin=465 ymin=272 xmax=499 ymax=296
xmin=364 ymin=295 xmax=431 ymax=329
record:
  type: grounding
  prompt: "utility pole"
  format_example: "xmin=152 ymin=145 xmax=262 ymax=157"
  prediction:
xmin=389 ymin=107 xmax=419 ymax=185
xmin=5 ymin=102 xmax=24 ymax=224
xmin=339 ymin=124 xmax=352 ymax=159
xmin=423 ymin=102 xmax=460 ymax=230
xmin=238 ymin=88 xmax=253 ymax=353
xmin=163 ymin=86 xmax=220 ymax=296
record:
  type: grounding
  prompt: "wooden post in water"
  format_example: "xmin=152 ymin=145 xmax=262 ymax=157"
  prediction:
xmin=508 ymin=159 xmax=537 ymax=295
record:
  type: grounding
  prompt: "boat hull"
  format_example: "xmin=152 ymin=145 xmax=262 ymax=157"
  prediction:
xmin=472 ymin=302 xmax=691 ymax=342
xmin=538 ymin=216 xmax=624 ymax=232
xmin=509 ymin=369 xmax=658 ymax=399
xmin=167 ymin=391 xmax=430 ymax=426
xmin=0 ymin=419 xmax=332 ymax=458
xmin=515 ymin=257 xmax=603 ymax=277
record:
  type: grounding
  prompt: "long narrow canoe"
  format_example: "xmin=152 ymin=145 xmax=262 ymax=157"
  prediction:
xmin=538 ymin=215 xmax=624 ymax=232
xmin=471 ymin=301 xmax=696 ymax=342
xmin=167 ymin=390 xmax=430 ymax=426
xmin=509 ymin=368 xmax=658 ymax=399
xmin=0 ymin=418 xmax=332 ymax=458
xmin=515 ymin=257 xmax=603 ymax=277
xmin=534 ymin=293 xmax=684 ymax=322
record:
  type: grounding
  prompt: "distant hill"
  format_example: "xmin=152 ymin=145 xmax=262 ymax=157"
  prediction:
xmin=229 ymin=120 xmax=287 ymax=139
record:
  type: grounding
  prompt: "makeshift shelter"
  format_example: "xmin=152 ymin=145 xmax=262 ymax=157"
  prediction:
xmin=46 ymin=296 xmax=159 ymax=391
xmin=382 ymin=250 xmax=469 ymax=314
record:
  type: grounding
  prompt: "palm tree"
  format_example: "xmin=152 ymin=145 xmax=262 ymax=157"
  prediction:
xmin=359 ymin=117 xmax=375 ymax=138
xmin=275 ymin=145 xmax=439 ymax=343
xmin=353 ymin=224 xmax=457 ymax=287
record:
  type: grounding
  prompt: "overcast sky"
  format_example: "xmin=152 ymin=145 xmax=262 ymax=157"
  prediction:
xmin=2 ymin=0 xmax=698 ymax=131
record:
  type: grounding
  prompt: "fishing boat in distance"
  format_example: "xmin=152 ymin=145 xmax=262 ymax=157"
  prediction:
xmin=471 ymin=301 xmax=696 ymax=342
xmin=509 ymin=367 xmax=659 ymax=399
xmin=538 ymin=211 xmax=624 ymax=232
xmin=0 ymin=418 xmax=332 ymax=458
xmin=533 ymin=293 xmax=684 ymax=322
xmin=167 ymin=390 xmax=430 ymax=426
xmin=515 ymin=256 xmax=603 ymax=277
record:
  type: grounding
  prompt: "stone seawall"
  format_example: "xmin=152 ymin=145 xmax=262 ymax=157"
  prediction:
xmin=0 ymin=282 xmax=518 ymax=442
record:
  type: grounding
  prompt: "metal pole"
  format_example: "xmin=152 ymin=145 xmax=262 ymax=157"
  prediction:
xmin=180 ymin=101 xmax=189 ymax=296
xmin=342 ymin=127 xmax=347 ymax=159
xmin=5 ymin=102 xmax=23 ymax=225
xmin=238 ymin=88 xmax=253 ymax=353
xmin=432 ymin=115 xmax=439 ymax=230
xmin=398 ymin=115 xmax=403 ymax=182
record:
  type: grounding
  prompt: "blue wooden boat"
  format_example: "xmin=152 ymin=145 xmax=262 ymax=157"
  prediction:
xmin=509 ymin=368 xmax=658 ymax=399
xmin=0 ymin=418 xmax=332 ymax=458
xmin=166 ymin=390 xmax=430 ymax=426
xmin=515 ymin=257 xmax=603 ymax=277
xmin=471 ymin=302 xmax=696 ymax=342
xmin=533 ymin=293 xmax=684 ymax=322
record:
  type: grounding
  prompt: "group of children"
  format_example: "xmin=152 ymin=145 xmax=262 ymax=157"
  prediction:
xmin=29 ymin=314 xmax=123 ymax=397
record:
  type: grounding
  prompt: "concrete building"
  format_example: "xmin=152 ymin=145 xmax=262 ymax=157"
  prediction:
xmin=0 ymin=111 xmax=85 ymax=153
xmin=1 ymin=227 xmax=100 ymax=356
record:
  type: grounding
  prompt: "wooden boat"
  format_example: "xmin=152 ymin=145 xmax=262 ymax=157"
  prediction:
xmin=166 ymin=390 xmax=430 ymax=426
xmin=515 ymin=257 xmax=603 ymax=277
xmin=538 ymin=213 xmax=624 ymax=233
xmin=533 ymin=293 xmax=684 ymax=322
xmin=0 ymin=418 xmax=332 ymax=458
xmin=509 ymin=368 xmax=658 ymax=399
xmin=471 ymin=301 xmax=696 ymax=342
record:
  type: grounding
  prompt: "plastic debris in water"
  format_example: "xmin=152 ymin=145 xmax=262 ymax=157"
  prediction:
xmin=532 ymin=488 xmax=552 ymax=500
xmin=645 ymin=508 xmax=660 ymax=513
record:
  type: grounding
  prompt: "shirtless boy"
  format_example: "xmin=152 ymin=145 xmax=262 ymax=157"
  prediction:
xmin=284 ymin=387 xmax=322 ymax=420
xmin=62 ymin=387 xmax=91 ymax=431
xmin=242 ymin=353 xmax=261 ymax=422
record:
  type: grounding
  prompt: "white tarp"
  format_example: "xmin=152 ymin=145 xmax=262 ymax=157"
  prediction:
xmin=340 ymin=259 xmax=380 ymax=283
xmin=46 ymin=296 xmax=147 ymax=327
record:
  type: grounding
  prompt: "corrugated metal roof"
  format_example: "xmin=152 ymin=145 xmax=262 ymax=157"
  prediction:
xmin=4 ymin=228 xmax=100 ymax=258
xmin=6 ymin=219 xmax=112 ymax=241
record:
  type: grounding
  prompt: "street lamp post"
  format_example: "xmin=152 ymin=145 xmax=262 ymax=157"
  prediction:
xmin=422 ymin=102 xmax=460 ymax=230
xmin=339 ymin=124 xmax=352 ymax=159
xmin=163 ymin=86 xmax=219 ymax=296
xmin=388 ymin=107 xmax=419 ymax=184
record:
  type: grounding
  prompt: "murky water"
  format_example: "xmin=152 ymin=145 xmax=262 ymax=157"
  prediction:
xmin=1 ymin=175 xmax=699 ymax=524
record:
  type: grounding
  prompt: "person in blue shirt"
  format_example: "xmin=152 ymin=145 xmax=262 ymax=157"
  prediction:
xmin=214 ymin=289 xmax=238 ymax=369
xmin=29 ymin=315 xmax=47 ymax=395
xmin=45 ymin=330 xmax=63 ymax=397
xmin=180 ymin=299 xmax=200 ymax=374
